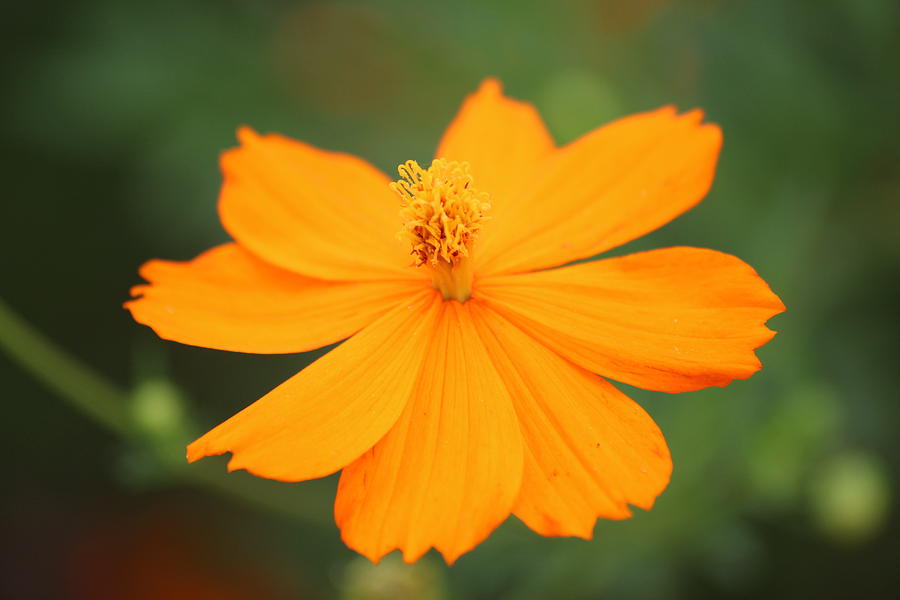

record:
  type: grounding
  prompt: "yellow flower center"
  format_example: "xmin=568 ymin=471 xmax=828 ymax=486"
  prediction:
xmin=391 ymin=159 xmax=490 ymax=302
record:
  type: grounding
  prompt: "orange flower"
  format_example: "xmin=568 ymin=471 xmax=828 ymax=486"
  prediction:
xmin=127 ymin=79 xmax=784 ymax=564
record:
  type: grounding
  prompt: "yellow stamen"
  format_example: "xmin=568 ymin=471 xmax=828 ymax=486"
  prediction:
xmin=391 ymin=159 xmax=490 ymax=302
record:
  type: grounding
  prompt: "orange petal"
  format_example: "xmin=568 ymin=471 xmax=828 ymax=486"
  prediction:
xmin=477 ymin=247 xmax=785 ymax=393
xmin=219 ymin=127 xmax=419 ymax=281
xmin=470 ymin=302 xmax=671 ymax=538
xmin=186 ymin=290 xmax=441 ymax=482
xmin=435 ymin=78 xmax=555 ymax=226
xmin=334 ymin=301 xmax=524 ymax=565
xmin=476 ymin=107 xmax=723 ymax=275
xmin=126 ymin=243 xmax=425 ymax=354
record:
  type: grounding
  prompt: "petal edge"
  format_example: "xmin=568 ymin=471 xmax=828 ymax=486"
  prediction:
xmin=477 ymin=247 xmax=785 ymax=393
xmin=218 ymin=128 xmax=418 ymax=281
xmin=127 ymin=243 xmax=426 ymax=354
xmin=186 ymin=290 xmax=441 ymax=482
xmin=470 ymin=302 xmax=672 ymax=539
xmin=335 ymin=301 xmax=524 ymax=564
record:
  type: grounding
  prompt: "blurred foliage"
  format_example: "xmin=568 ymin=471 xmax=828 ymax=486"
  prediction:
xmin=2 ymin=0 xmax=898 ymax=598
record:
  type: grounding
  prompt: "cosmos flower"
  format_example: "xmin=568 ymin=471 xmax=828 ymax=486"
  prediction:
xmin=127 ymin=79 xmax=784 ymax=564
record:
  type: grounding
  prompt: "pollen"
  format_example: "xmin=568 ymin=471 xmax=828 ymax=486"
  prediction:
xmin=392 ymin=159 xmax=491 ymax=268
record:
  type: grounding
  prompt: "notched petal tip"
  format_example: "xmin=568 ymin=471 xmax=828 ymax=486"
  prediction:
xmin=674 ymin=109 xmax=722 ymax=155
xmin=186 ymin=442 xmax=307 ymax=483
xmin=235 ymin=125 xmax=260 ymax=145
xmin=437 ymin=549 xmax=463 ymax=567
xmin=135 ymin=258 xmax=166 ymax=281
xmin=475 ymin=76 xmax=502 ymax=95
xmin=655 ymin=104 xmax=679 ymax=118
xmin=769 ymin=294 xmax=788 ymax=316
xmin=342 ymin=534 xmax=485 ymax=567
xmin=185 ymin=439 xmax=221 ymax=464
xmin=345 ymin=542 xmax=468 ymax=567
xmin=219 ymin=127 xmax=259 ymax=173
xmin=126 ymin=284 xmax=148 ymax=299
xmin=226 ymin=454 xmax=245 ymax=473
xmin=681 ymin=107 xmax=705 ymax=124
xmin=656 ymin=106 xmax=721 ymax=146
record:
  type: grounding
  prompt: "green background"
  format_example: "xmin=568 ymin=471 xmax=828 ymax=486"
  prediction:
xmin=2 ymin=0 xmax=897 ymax=598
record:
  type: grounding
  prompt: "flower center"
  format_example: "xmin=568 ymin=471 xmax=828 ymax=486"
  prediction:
xmin=391 ymin=159 xmax=490 ymax=302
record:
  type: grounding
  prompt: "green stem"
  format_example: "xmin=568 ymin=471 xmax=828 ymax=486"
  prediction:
xmin=0 ymin=296 xmax=133 ymax=435
xmin=0 ymin=297 xmax=330 ymax=526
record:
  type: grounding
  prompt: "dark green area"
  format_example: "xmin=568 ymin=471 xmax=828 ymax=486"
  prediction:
xmin=2 ymin=0 xmax=898 ymax=598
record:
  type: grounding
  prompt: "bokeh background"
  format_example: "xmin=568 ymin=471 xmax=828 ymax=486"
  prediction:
xmin=2 ymin=0 xmax=898 ymax=598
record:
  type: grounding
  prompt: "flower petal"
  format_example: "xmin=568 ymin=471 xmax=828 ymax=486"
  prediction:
xmin=477 ymin=247 xmax=785 ymax=393
xmin=186 ymin=290 xmax=441 ymax=482
xmin=435 ymin=78 xmax=555 ymax=218
xmin=476 ymin=107 xmax=723 ymax=275
xmin=126 ymin=244 xmax=425 ymax=354
xmin=470 ymin=302 xmax=671 ymax=538
xmin=219 ymin=127 xmax=419 ymax=281
xmin=334 ymin=301 xmax=524 ymax=565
